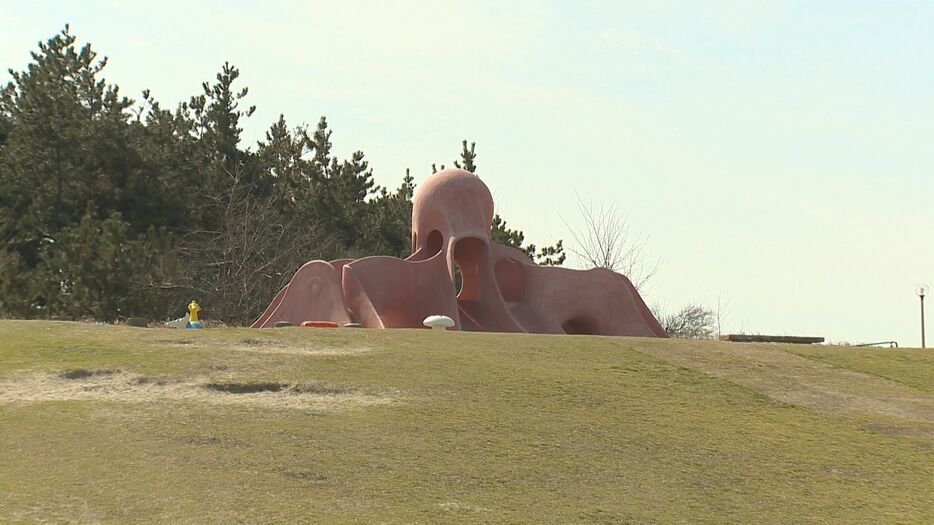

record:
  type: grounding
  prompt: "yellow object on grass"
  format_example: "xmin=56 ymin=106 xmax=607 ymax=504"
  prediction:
xmin=187 ymin=300 xmax=200 ymax=323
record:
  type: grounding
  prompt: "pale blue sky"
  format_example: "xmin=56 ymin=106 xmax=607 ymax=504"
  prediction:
xmin=2 ymin=1 xmax=932 ymax=345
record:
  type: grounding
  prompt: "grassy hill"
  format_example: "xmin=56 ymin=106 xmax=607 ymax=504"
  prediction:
xmin=0 ymin=320 xmax=931 ymax=523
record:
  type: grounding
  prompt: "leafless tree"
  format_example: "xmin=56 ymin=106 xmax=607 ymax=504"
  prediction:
xmin=564 ymin=195 xmax=661 ymax=291
xmin=176 ymin=171 xmax=334 ymax=325
xmin=710 ymin=289 xmax=733 ymax=338
xmin=658 ymin=304 xmax=716 ymax=339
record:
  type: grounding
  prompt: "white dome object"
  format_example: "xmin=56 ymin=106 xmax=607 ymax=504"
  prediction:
xmin=423 ymin=315 xmax=455 ymax=331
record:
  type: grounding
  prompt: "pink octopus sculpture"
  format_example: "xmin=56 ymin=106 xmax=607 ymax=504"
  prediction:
xmin=253 ymin=169 xmax=667 ymax=337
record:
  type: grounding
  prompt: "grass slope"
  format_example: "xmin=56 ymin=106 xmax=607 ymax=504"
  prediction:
xmin=0 ymin=320 xmax=931 ymax=523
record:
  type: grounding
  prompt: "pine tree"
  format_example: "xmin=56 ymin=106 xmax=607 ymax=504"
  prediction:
xmin=257 ymin=114 xmax=313 ymax=204
xmin=0 ymin=27 xmax=184 ymax=318
xmin=0 ymin=26 xmax=134 ymax=240
xmin=300 ymin=116 xmax=380 ymax=254
xmin=190 ymin=62 xmax=255 ymax=172
xmin=454 ymin=140 xmax=477 ymax=172
xmin=362 ymin=169 xmax=416 ymax=257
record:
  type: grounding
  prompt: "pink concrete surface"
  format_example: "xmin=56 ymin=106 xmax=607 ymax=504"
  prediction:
xmin=252 ymin=169 xmax=667 ymax=337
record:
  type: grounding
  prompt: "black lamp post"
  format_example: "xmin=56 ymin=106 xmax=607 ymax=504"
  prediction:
xmin=917 ymin=284 xmax=929 ymax=349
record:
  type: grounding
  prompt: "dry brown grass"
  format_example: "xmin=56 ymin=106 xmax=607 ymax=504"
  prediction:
xmin=0 ymin=369 xmax=390 ymax=411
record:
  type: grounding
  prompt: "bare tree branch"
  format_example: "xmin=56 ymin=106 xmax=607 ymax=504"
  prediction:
xmin=563 ymin=194 xmax=661 ymax=292
xmin=176 ymin=166 xmax=336 ymax=324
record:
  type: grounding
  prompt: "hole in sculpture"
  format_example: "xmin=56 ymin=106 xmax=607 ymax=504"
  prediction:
xmin=453 ymin=265 xmax=463 ymax=296
xmin=409 ymin=230 xmax=443 ymax=261
xmin=425 ymin=230 xmax=443 ymax=257
xmin=562 ymin=316 xmax=600 ymax=335
xmin=452 ymin=237 xmax=487 ymax=301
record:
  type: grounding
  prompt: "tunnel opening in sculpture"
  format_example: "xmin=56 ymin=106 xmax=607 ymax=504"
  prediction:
xmin=562 ymin=316 xmax=601 ymax=335
xmin=453 ymin=236 xmax=505 ymax=332
xmin=410 ymin=229 xmax=443 ymax=262
xmin=252 ymin=168 xmax=668 ymax=338
xmin=453 ymin=237 xmax=486 ymax=301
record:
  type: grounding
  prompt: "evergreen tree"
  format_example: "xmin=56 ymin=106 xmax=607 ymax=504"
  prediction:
xmin=190 ymin=61 xmax=255 ymax=173
xmin=130 ymin=89 xmax=204 ymax=232
xmin=0 ymin=26 xmax=134 ymax=243
xmin=0 ymin=28 xmax=198 ymax=318
xmin=453 ymin=140 xmax=476 ymax=172
xmin=302 ymin=117 xmax=379 ymax=254
xmin=256 ymin=114 xmax=313 ymax=206
xmin=34 ymin=208 xmax=177 ymax=321
xmin=362 ymin=169 xmax=416 ymax=257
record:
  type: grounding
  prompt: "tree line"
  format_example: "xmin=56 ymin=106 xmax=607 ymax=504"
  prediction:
xmin=0 ymin=27 xmax=564 ymax=324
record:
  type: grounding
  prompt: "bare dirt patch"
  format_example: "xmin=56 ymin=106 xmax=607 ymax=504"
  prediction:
xmin=282 ymin=470 xmax=329 ymax=483
xmin=0 ymin=370 xmax=390 ymax=411
xmin=60 ymin=368 xmax=120 ymax=380
xmin=205 ymin=381 xmax=289 ymax=394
